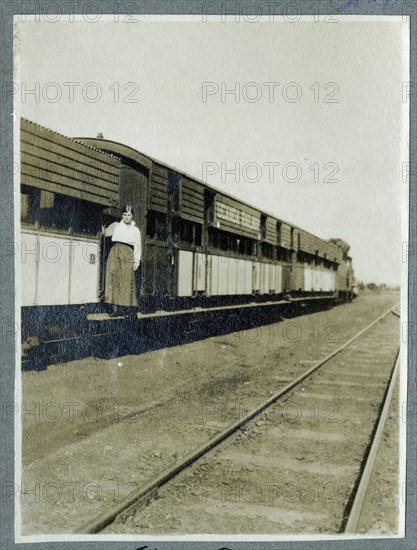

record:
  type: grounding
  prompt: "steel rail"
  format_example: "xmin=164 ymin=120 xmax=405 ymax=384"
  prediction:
xmin=75 ymin=302 xmax=400 ymax=534
xmin=344 ymin=352 xmax=400 ymax=533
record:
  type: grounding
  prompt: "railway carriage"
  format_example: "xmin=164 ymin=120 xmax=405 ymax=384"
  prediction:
xmin=19 ymin=118 xmax=355 ymax=342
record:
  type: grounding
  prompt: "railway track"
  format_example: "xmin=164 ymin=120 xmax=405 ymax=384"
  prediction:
xmin=75 ymin=304 xmax=400 ymax=535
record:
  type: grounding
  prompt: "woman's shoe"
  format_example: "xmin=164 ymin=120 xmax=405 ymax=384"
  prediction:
xmin=109 ymin=306 xmax=119 ymax=317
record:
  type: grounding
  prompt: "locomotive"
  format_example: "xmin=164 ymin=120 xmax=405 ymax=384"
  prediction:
xmin=19 ymin=118 xmax=355 ymax=347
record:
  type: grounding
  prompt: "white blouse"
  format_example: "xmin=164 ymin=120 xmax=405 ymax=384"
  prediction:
xmin=106 ymin=221 xmax=141 ymax=269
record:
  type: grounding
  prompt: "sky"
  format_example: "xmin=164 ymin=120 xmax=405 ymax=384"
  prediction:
xmin=15 ymin=15 xmax=409 ymax=285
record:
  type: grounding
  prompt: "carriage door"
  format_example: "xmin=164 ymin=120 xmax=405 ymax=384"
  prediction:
xmin=119 ymin=161 xmax=149 ymax=297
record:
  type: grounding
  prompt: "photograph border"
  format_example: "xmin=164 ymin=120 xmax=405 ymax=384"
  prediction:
xmin=1 ymin=1 xmax=416 ymax=549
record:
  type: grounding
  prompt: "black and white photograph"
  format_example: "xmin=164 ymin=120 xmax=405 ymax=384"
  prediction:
xmin=5 ymin=2 xmax=412 ymax=544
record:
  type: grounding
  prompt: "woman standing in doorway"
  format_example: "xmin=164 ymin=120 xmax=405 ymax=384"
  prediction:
xmin=102 ymin=205 xmax=141 ymax=316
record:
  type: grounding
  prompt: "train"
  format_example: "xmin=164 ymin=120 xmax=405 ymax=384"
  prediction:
xmin=19 ymin=118 xmax=356 ymax=347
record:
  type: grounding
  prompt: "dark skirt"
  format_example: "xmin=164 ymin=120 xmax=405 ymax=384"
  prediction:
xmin=105 ymin=243 xmax=137 ymax=306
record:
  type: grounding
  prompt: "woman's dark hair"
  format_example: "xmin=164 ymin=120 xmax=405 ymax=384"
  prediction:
xmin=121 ymin=204 xmax=134 ymax=216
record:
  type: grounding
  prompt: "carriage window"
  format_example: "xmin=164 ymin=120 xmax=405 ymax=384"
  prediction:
xmin=297 ymin=250 xmax=315 ymax=265
xmin=218 ymin=230 xmax=229 ymax=251
xmin=147 ymin=211 xmax=167 ymax=240
xmin=20 ymin=185 xmax=104 ymax=234
xmin=208 ymin=227 xmax=256 ymax=257
xmin=194 ymin=224 xmax=202 ymax=246
xmin=172 ymin=217 xmax=202 ymax=246
xmin=208 ymin=227 xmax=218 ymax=248
xmin=262 ymin=242 xmax=274 ymax=259
xmin=276 ymin=247 xmax=289 ymax=262
xmin=181 ymin=219 xmax=193 ymax=244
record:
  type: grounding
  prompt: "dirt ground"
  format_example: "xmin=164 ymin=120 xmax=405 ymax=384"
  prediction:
xmin=108 ymin=306 xmax=400 ymax=535
xmin=19 ymin=291 xmax=401 ymax=535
